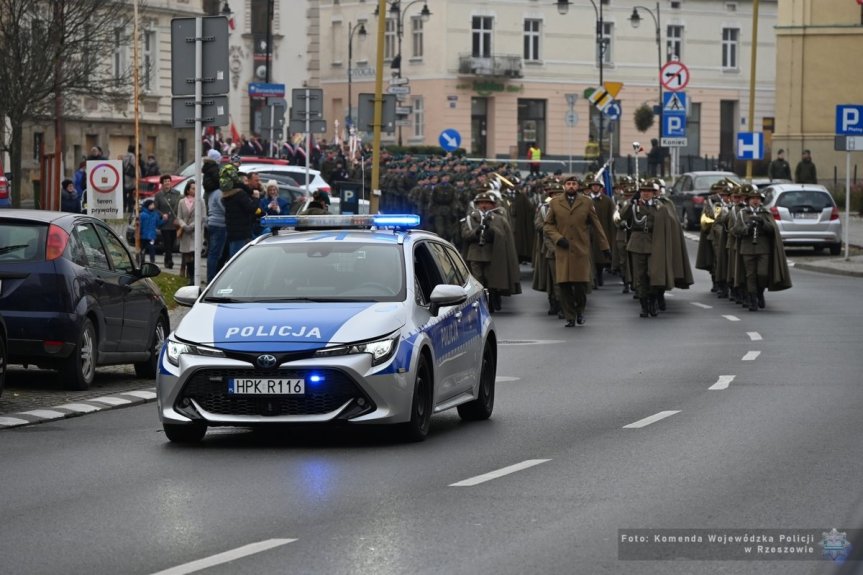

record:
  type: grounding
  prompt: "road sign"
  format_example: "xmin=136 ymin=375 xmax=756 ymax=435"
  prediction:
xmin=603 ymin=81 xmax=624 ymax=99
xmin=662 ymin=113 xmax=686 ymax=138
xmin=395 ymin=106 xmax=412 ymax=115
xmin=357 ymin=93 xmax=396 ymax=133
xmin=836 ymin=105 xmax=863 ymax=135
xmin=86 ymin=160 xmax=123 ymax=218
xmin=171 ymin=95 xmax=229 ymax=127
xmin=603 ymin=100 xmax=621 ymax=120
xmin=736 ymin=132 xmax=764 ymax=160
xmin=565 ymin=93 xmax=579 ymax=107
xmin=387 ymin=85 xmax=411 ymax=95
xmin=834 ymin=135 xmax=863 ymax=151
xmin=660 ymin=137 xmax=687 ymax=147
xmin=171 ymin=17 xmax=229 ymax=96
xmin=565 ymin=111 xmax=579 ymax=127
xmin=588 ymin=86 xmax=614 ymax=112
xmin=395 ymin=119 xmax=411 ymax=127
xmin=249 ymin=83 xmax=286 ymax=99
xmin=389 ymin=76 xmax=409 ymax=86
xmin=291 ymin=88 xmax=324 ymax=121
xmin=663 ymin=91 xmax=687 ymax=113
xmin=439 ymin=129 xmax=462 ymax=152
xmin=288 ymin=120 xmax=327 ymax=134
xmin=660 ymin=60 xmax=690 ymax=91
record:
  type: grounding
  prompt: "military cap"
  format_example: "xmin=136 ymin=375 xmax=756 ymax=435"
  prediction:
xmin=638 ymin=178 xmax=657 ymax=191
xmin=564 ymin=175 xmax=580 ymax=184
xmin=545 ymin=181 xmax=565 ymax=195
xmin=473 ymin=191 xmax=498 ymax=204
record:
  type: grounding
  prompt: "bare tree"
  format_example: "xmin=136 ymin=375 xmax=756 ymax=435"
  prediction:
xmin=0 ymin=0 xmax=133 ymax=207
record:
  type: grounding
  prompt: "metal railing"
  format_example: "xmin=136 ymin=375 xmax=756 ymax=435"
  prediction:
xmin=457 ymin=54 xmax=523 ymax=78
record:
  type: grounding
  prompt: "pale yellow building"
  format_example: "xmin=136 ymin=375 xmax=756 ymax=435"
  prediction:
xmin=774 ymin=0 xmax=863 ymax=184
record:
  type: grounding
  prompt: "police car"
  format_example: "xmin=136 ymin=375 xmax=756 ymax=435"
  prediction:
xmin=157 ymin=214 xmax=497 ymax=443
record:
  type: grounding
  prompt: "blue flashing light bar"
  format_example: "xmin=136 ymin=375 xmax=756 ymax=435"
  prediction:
xmin=261 ymin=214 xmax=421 ymax=230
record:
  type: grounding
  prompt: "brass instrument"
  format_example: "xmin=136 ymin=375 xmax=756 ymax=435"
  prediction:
xmin=477 ymin=207 xmax=501 ymax=246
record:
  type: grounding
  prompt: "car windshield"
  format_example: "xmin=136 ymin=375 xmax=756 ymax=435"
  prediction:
xmin=205 ymin=241 xmax=405 ymax=302
xmin=774 ymin=190 xmax=834 ymax=211
xmin=693 ymin=174 xmax=740 ymax=190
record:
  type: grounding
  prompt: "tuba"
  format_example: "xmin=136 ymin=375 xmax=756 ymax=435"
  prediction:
xmin=700 ymin=196 xmax=716 ymax=232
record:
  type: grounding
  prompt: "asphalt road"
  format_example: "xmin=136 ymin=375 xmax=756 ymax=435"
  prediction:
xmin=1 ymin=240 xmax=862 ymax=575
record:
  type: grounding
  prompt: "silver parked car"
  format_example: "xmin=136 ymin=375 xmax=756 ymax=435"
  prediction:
xmin=761 ymin=183 xmax=843 ymax=254
xmin=157 ymin=214 xmax=497 ymax=443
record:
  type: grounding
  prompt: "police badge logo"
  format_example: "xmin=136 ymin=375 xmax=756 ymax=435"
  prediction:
xmin=820 ymin=528 xmax=852 ymax=561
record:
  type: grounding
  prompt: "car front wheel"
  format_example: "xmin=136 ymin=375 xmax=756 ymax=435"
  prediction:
xmin=400 ymin=354 xmax=433 ymax=442
xmin=0 ymin=332 xmax=6 ymax=398
xmin=135 ymin=314 xmax=168 ymax=378
xmin=458 ymin=342 xmax=496 ymax=421
xmin=163 ymin=422 xmax=207 ymax=444
xmin=62 ymin=318 xmax=97 ymax=390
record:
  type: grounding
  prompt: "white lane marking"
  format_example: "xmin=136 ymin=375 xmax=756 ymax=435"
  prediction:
xmin=499 ymin=340 xmax=565 ymax=346
xmin=150 ymin=539 xmax=297 ymax=575
xmin=123 ymin=390 xmax=157 ymax=400
xmin=623 ymin=410 xmax=681 ymax=429
xmin=88 ymin=396 xmax=132 ymax=406
xmin=19 ymin=409 xmax=66 ymax=420
xmin=747 ymin=332 xmax=762 ymax=341
xmin=742 ymin=351 xmax=761 ymax=361
xmin=0 ymin=417 xmax=31 ymax=427
xmin=709 ymin=375 xmax=736 ymax=391
xmin=495 ymin=376 xmax=520 ymax=383
xmin=449 ymin=459 xmax=551 ymax=487
xmin=722 ymin=315 xmax=741 ymax=322
xmin=691 ymin=302 xmax=713 ymax=309
xmin=56 ymin=403 xmax=103 ymax=413
xmin=664 ymin=292 xmax=675 ymax=297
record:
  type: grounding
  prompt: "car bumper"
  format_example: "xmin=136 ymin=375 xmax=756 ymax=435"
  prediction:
xmin=778 ymin=225 xmax=842 ymax=245
xmin=4 ymin=311 xmax=77 ymax=360
xmin=156 ymin=347 xmax=415 ymax=427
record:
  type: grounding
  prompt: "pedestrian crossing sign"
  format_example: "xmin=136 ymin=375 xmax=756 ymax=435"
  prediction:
xmin=663 ymin=92 xmax=687 ymax=113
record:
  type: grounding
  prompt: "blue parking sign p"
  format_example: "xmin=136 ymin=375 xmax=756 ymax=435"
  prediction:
xmin=662 ymin=113 xmax=686 ymax=138
xmin=836 ymin=105 xmax=863 ymax=135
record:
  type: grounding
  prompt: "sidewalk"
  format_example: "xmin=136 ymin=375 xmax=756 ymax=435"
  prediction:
xmin=789 ymin=213 xmax=863 ymax=278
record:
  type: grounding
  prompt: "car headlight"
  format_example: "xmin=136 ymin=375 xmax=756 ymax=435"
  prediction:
xmin=314 ymin=334 xmax=399 ymax=366
xmin=166 ymin=338 xmax=225 ymax=367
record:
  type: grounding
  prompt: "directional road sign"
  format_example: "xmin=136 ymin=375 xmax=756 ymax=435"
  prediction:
xmin=660 ymin=60 xmax=690 ymax=92
xmin=836 ymin=105 xmax=863 ymax=135
xmin=736 ymin=132 xmax=764 ymax=160
xmin=389 ymin=76 xmax=409 ymax=86
xmin=603 ymin=100 xmax=622 ymax=121
xmin=387 ymin=85 xmax=411 ymax=95
xmin=663 ymin=91 xmax=687 ymax=113
xmin=439 ymin=129 xmax=462 ymax=152
xmin=249 ymin=83 xmax=285 ymax=99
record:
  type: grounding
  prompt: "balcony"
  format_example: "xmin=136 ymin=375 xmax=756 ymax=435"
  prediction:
xmin=458 ymin=54 xmax=523 ymax=78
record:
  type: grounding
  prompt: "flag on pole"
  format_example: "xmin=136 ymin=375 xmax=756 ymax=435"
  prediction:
xmin=603 ymin=161 xmax=615 ymax=198
xmin=229 ymin=116 xmax=240 ymax=144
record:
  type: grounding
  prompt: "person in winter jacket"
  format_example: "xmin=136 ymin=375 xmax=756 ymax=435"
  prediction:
xmin=222 ymin=174 xmax=262 ymax=257
xmin=60 ymin=179 xmax=81 ymax=213
xmin=139 ymin=199 xmax=164 ymax=264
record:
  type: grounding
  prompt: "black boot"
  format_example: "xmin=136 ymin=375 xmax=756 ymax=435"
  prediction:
xmin=639 ymin=298 xmax=649 ymax=318
xmin=717 ymin=282 xmax=728 ymax=299
xmin=657 ymin=291 xmax=667 ymax=311
xmin=622 ymin=282 xmax=631 ymax=294
xmin=748 ymin=292 xmax=758 ymax=312
xmin=595 ymin=265 xmax=604 ymax=287
xmin=757 ymin=289 xmax=765 ymax=309
xmin=648 ymin=296 xmax=658 ymax=317
xmin=710 ymin=279 xmax=718 ymax=293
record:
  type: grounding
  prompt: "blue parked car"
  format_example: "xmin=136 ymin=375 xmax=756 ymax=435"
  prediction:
xmin=0 ymin=210 xmax=169 ymax=389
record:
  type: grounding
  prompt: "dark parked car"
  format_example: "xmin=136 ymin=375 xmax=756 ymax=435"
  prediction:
xmin=0 ymin=210 xmax=169 ymax=390
xmin=669 ymin=171 xmax=742 ymax=230
xmin=0 ymin=311 xmax=6 ymax=397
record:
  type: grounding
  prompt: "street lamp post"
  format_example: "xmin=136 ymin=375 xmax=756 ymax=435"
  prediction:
xmin=375 ymin=0 xmax=431 ymax=146
xmin=630 ymin=4 xmax=663 ymax=178
xmin=347 ymin=22 xmax=367 ymax=131
xmin=556 ymin=0 xmax=608 ymax=164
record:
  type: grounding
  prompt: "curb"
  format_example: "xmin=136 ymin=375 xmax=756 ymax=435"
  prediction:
xmin=791 ymin=261 xmax=863 ymax=279
xmin=0 ymin=389 xmax=156 ymax=429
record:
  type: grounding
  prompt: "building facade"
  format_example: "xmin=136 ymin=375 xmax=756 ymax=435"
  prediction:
xmin=318 ymin=0 xmax=777 ymax=172
xmin=774 ymin=0 xmax=863 ymax=185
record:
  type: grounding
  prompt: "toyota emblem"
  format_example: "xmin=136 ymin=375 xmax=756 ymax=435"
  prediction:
xmin=257 ymin=354 xmax=278 ymax=368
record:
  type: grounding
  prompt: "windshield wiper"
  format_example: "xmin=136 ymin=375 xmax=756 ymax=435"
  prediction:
xmin=202 ymin=296 xmax=247 ymax=303
xmin=0 ymin=244 xmax=28 ymax=255
xmin=256 ymin=297 xmax=323 ymax=302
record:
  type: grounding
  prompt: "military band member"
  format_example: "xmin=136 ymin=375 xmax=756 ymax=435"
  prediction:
xmin=695 ymin=181 xmax=726 ymax=291
xmin=623 ymin=179 xmax=661 ymax=317
xmin=732 ymin=186 xmax=792 ymax=310
xmin=461 ymin=191 xmax=522 ymax=312
xmin=710 ymin=181 xmax=734 ymax=299
xmin=726 ymin=184 xmax=749 ymax=305
xmin=612 ymin=178 xmax=635 ymax=294
xmin=587 ymin=176 xmax=616 ymax=288
xmin=543 ymin=176 xmax=611 ymax=327
xmin=531 ymin=179 xmax=565 ymax=316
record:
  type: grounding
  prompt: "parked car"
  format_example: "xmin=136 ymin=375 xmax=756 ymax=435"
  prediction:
xmin=0 ymin=174 xmax=10 ymax=208
xmin=750 ymin=177 xmax=791 ymax=190
xmin=157 ymin=213 xmax=497 ymax=443
xmin=761 ymin=183 xmax=843 ymax=254
xmin=669 ymin=171 xmax=742 ymax=230
xmin=0 ymin=311 xmax=6 ymax=398
xmin=0 ymin=210 xmax=169 ymax=389
xmin=179 ymin=158 xmax=332 ymax=194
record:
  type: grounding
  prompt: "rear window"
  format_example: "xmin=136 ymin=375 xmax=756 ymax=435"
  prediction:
xmin=775 ymin=190 xmax=835 ymax=211
xmin=0 ymin=222 xmax=45 ymax=262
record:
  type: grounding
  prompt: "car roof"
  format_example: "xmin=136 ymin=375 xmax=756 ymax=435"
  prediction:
xmin=253 ymin=226 xmax=440 ymax=246
xmin=680 ymin=171 xmax=739 ymax=177
xmin=0 ymin=209 xmax=71 ymax=224
xmin=764 ymin=183 xmax=830 ymax=193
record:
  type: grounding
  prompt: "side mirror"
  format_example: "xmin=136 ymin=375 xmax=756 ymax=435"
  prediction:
xmin=174 ymin=285 xmax=201 ymax=307
xmin=139 ymin=262 xmax=161 ymax=278
xmin=428 ymin=284 xmax=468 ymax=317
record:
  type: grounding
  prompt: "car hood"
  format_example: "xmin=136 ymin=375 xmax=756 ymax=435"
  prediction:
xmin=175 ymin=301 xmax=407 ymax=352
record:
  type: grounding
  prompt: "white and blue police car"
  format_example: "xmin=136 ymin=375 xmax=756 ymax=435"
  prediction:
xmin=157 ymin=214 xmax=496 ymax=443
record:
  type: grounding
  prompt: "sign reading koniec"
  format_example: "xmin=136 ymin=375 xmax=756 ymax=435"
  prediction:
xmin=86 ymin=160 xmax=123 ymax=219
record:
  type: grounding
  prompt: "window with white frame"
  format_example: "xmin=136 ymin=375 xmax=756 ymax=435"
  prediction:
xmin=722 ymin=27 xmax=738 ymax=69
xmin=472 ymin=16 xmax=493 ymax=58
xmin=332 ymin=20 xmax=343 ymax=66
xmin=412 ymin=97 xmax=424 ymax=138
xmin=598 ymin=22 xmax=613 ymax=65
xmin=384 ymin=18 xmax=396 ymax=60
xmin=113 ymin=28 xmax=128 ymax=86
xmin=667 ymin=25 xmax=683 ymax=61
xmin=142 ymin=29 xmax=156 ymax=92
xmin=411 ymin=16 xmax=424 ymax=59
xmin=523 ymin=19 xmax=541 ymax=62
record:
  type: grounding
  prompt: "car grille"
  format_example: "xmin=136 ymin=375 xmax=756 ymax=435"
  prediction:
xmin=179 ymin=368 xmax=370 ymax=417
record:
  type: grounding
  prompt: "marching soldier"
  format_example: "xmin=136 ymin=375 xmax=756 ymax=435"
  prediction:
xmin=726 ymin=184 xmax=749 ymax=305
xmin=461 ymin=191 xmax=522 ymax=312
xmin=732 ymin=185 xmax=792 ymax=310
xmin=532 ymin=179 xmax=564 ymax=317
xmin=587 ymin=175 xmax=616 ymax=288
xmin=652 ymin=177 xmax=695 ymax=310
xmin=711 ymin=180 xmax=734 ymax=299
xmin=623 ymin=179 xmax=662 ymax=317
xmin=695 ymin=181 xmax=725 ymax=291
xmin=543 ymin=176 xmax=610 ymax=327
xmin=612 ymin=178 xmax=636 ymax=294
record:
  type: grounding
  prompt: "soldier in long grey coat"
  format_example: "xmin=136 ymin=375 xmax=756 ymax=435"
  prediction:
xmin=543 ymin=176 xmax=610 ymax=327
